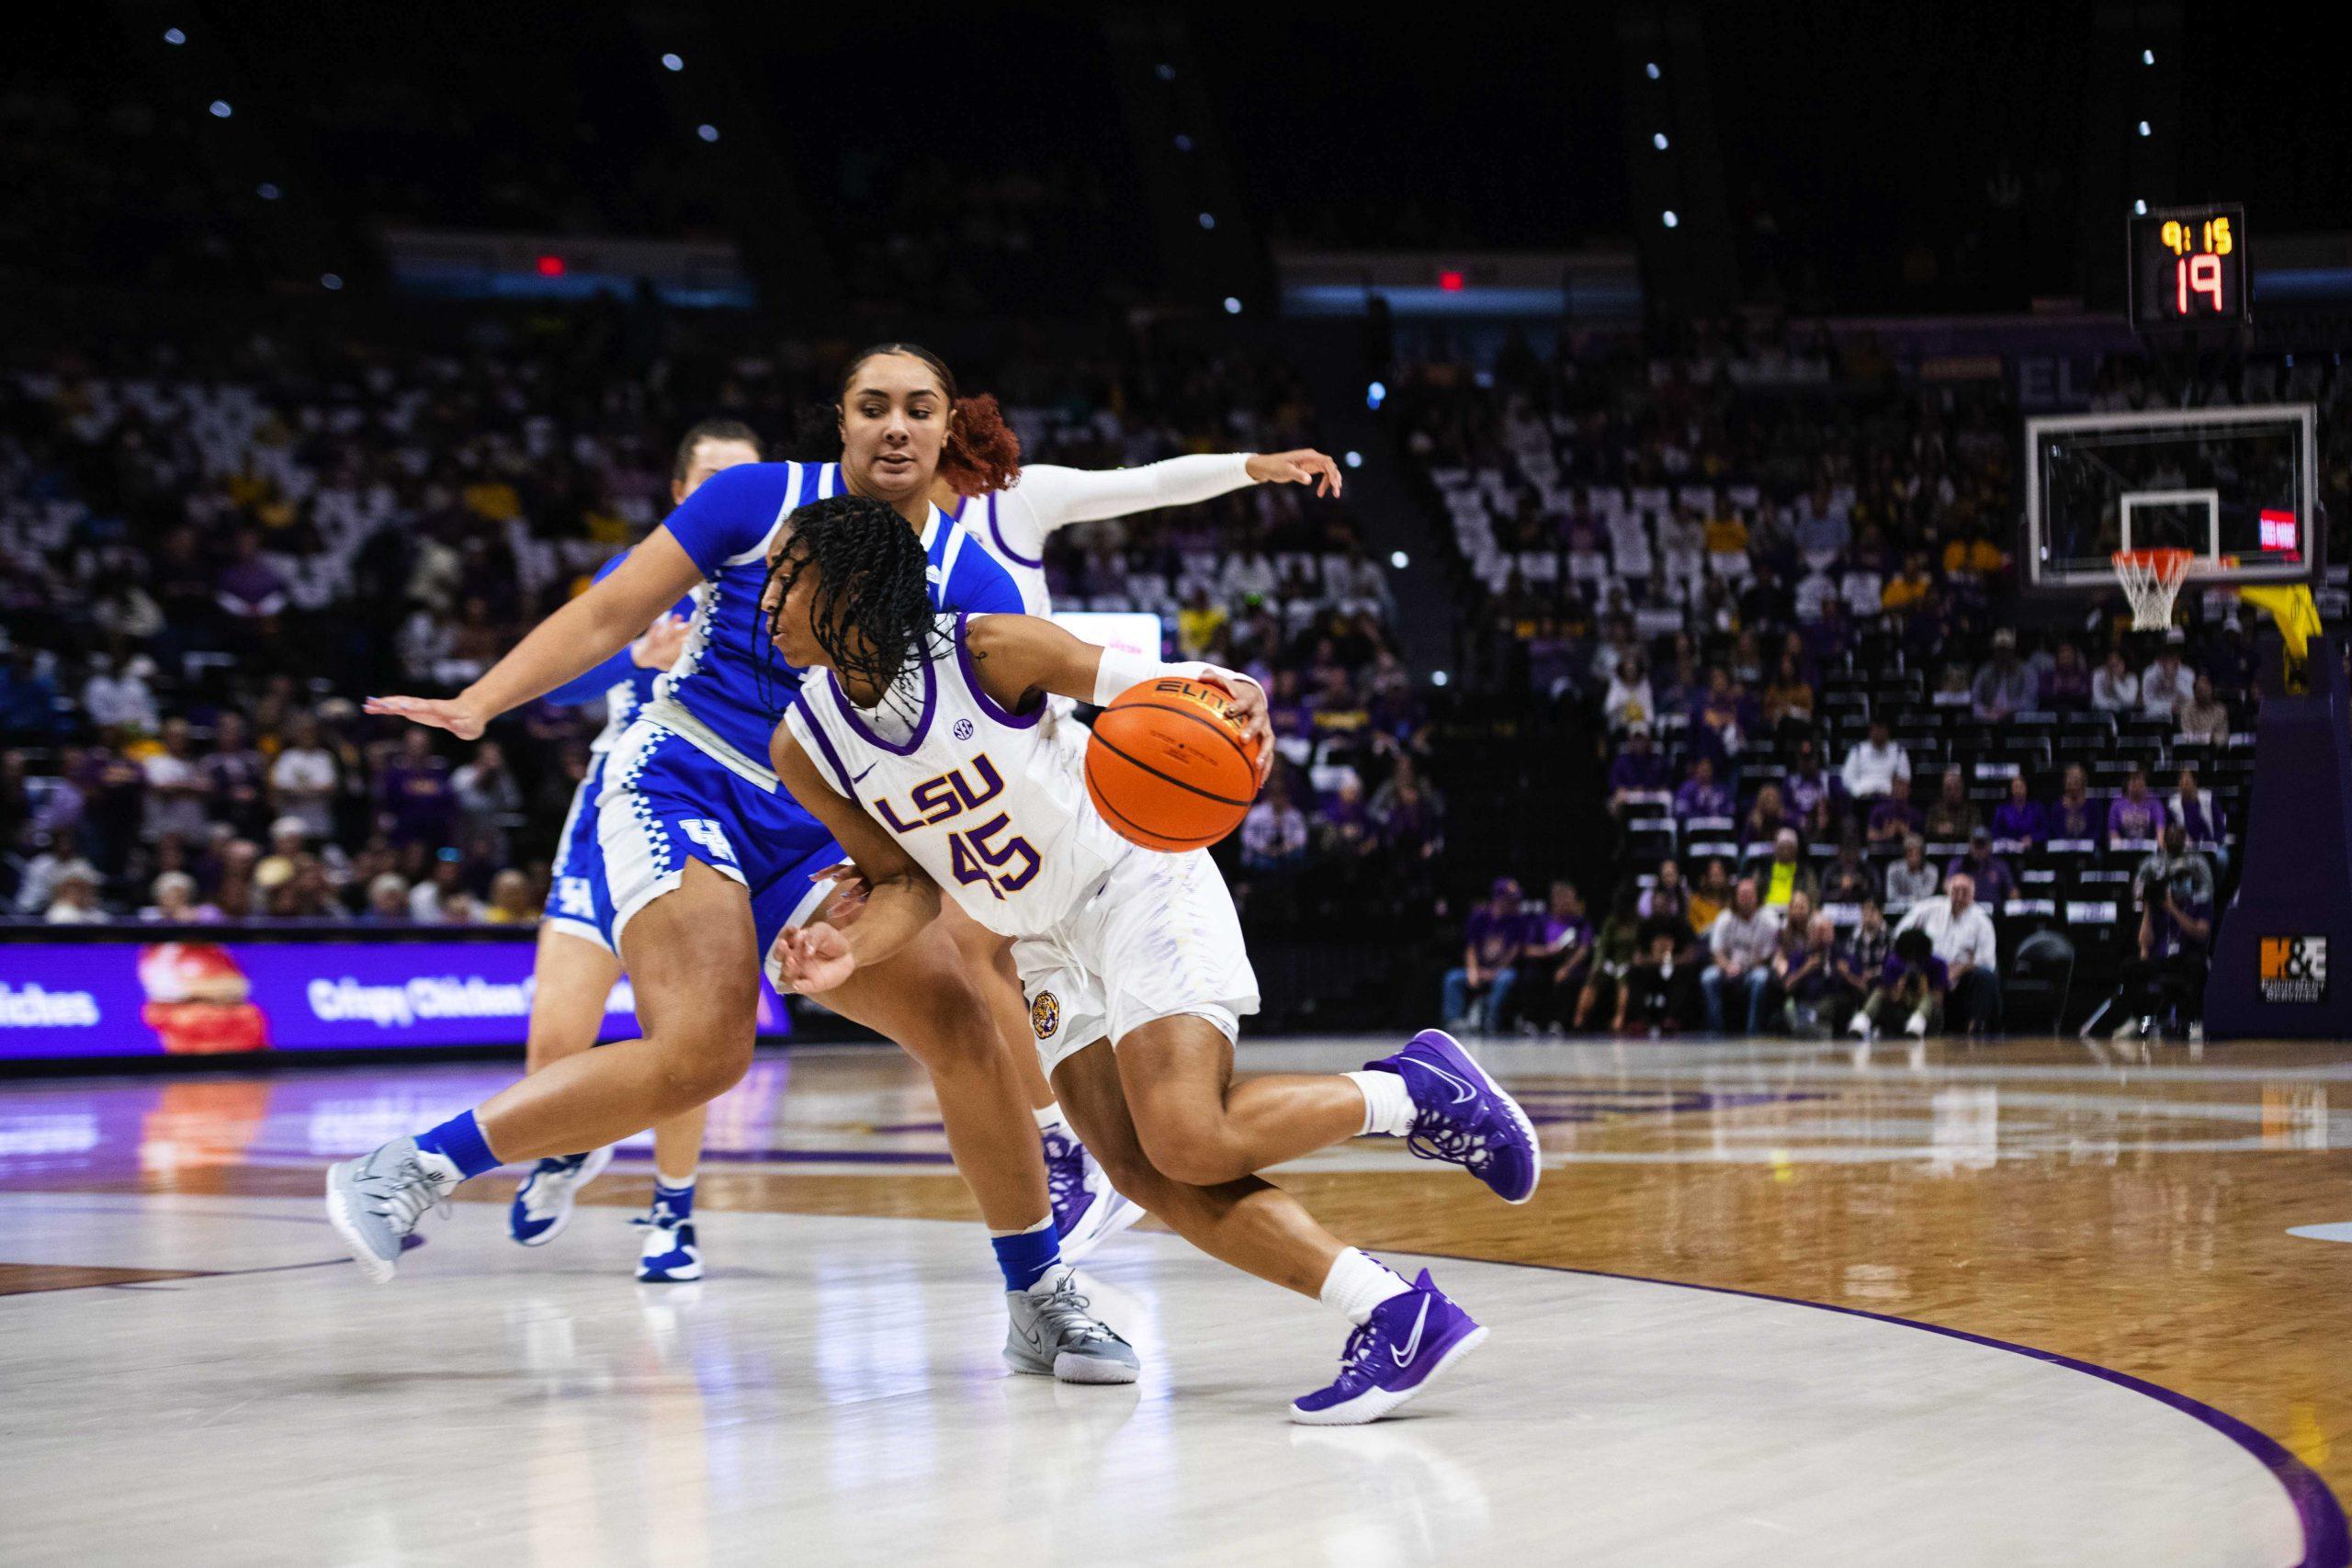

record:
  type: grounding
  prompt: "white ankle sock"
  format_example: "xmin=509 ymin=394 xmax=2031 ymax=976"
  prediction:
xmin=1343 ymin=1069 xmax=1416 ymax=1137
xmin=654 ymin=1168 xmax=696 ymax=1190
xmin=1033 ymin=1103 xmax=1067 ymax=1134
xmin=411 ymin=1146 xmax=464 ymax=1188
xmin=1024 ymin=1261 xmax=1075 ymax=1298
xmin=1319 ymin=1247 xmax=1412 ymax=1325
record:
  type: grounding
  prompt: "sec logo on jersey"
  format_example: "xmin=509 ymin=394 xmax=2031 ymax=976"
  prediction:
xmin=1029 ymin=990 xmax=1060 ymax=1040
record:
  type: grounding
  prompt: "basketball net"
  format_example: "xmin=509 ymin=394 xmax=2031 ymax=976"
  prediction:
xmin=2111 ymin=547 xmax=2196 ymax=631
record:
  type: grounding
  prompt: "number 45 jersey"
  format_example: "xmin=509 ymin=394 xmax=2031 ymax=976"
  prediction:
xmin=783 ymin=614 xmax=1140 ymax=940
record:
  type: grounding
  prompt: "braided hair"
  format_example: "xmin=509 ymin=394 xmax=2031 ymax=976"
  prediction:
xmin=757 ymin=493 xmax=941 ymax=712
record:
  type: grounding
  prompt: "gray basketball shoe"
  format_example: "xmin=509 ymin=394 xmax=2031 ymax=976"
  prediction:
xmin=1004 ymin=1267 xmax=1141 ymax=1384
xmin=326 ymin=1136 xmax=457 ymax=1283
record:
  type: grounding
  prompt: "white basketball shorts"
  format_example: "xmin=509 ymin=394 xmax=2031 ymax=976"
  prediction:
xmin=1012 ymin=846 xmax=1261 ymax=1076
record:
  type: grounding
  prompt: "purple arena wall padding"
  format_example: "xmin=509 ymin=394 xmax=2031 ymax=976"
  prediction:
xmin=2206 ymin=637 xmax=2352 ymax=1039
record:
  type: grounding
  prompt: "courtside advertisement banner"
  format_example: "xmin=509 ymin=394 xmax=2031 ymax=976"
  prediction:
xmin=0 ymin=939 xmax=791 ymax=1060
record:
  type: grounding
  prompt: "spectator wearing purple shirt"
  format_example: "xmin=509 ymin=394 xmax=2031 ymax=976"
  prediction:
xmin=2041 ymin=641 xmax=2092 ymax=710
xmin=376 ymin=729 xmax=456 ymax=849
xmin=215 ymin=531 xmax=289 ymax=620
xmin=1781 ymin=737 xmax=1835 ymax=835
xmin=1989 ymin=775 xmax=2045 ymax=848
xmin=1608 ymin=726 xmax=1670 ymax=812
xmin=1776 ymin=911 xmax=1840 ymax=1032
xmin=1516 ymin=880 xmax=1595 ymax=1032
xmin=1946 ymin=828 xmax=2018 ymax=908
xmin=1264 ymin=668 xmax=1316 ymax=750
xmin=1866 ymin=773 xmax=1924 ymax=848
xmin=2049 ymin=764 xmax=2100 ymax=842
xmin=1674 ymin=756 xmax=1735 ymax=822
xmin=1688 ymin=668 xmax=1748 ymax=767
xmin=1849 ymin=926 xmax=1952 ymax=1038
xmin=2107 ymin=765 xmax=2166 ymax=843
xmin=1442 ymin=877 xmax=1529 ymax=1033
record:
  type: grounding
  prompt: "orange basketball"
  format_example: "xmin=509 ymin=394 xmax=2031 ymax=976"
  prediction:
xmin=1085 ymin=677 xmax=1262 ymax=851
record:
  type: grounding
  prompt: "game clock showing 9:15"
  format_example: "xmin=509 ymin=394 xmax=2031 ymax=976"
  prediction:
xmin=2128 ymin=204 xmax=2248 ymax=331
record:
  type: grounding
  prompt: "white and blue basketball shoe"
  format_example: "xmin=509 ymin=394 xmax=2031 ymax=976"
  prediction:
xmin=1046 ymin=1128 xmax=1145 ymax=1264
xmin=633 ymin=1192 xmax=703 ymax=1283
xmin=508 ymin=1146 xmax=614 ymax=1247
xmin=1290 ymin=1269 xmax=1487 ymax=1425
xmin=1363 ymin=1029 xmax=1542 ymax=1204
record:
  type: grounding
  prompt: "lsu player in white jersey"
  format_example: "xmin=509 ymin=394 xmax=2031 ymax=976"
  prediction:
xmin=764 ymin=493 xmax=1540 ymax=1425
xmin=855 ymin=394 xmax=1342 ymax=1258
xmin=504 ymin=419 xmax=758 ymax=1282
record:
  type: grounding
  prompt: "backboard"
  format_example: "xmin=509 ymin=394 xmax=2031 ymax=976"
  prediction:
xmin=2025 ymin=404 xmax=2319 ymax=590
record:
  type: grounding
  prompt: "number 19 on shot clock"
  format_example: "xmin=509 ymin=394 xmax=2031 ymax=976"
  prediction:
xmin=2128 ymin=203 xmax=2248 ymax=332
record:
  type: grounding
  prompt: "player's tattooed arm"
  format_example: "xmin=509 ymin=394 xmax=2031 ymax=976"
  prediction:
xmin=768 ymin=729 xmax=940 ymax=992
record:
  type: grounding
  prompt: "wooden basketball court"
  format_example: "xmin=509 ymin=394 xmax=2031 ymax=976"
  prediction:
xmin=4 ymin=1035 xmax=2348 ymax=1564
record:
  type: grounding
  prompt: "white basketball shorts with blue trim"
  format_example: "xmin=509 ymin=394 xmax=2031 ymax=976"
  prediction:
xmin=596 ymin=719 xmax=844 ymax=963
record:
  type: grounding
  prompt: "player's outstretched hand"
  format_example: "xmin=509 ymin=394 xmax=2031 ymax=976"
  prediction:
xmin=812 ymin=862 xmax=872 ymax=926
xmin=363 ymin=695 xmax=487 ymax=739
xmin=771 ymin=922 xmax=854 ymax=994
xmin=1246 ymin=448 xmax=1343 ymax=498
xmin=632 ymin=613 xmax=693 ymax=670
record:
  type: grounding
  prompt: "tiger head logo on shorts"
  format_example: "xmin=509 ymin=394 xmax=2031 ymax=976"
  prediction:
xmin=1029 ymin=990 xmax=1060 ymax=1040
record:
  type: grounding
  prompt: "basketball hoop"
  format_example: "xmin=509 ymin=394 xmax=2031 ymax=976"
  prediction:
xmin=2111 ymin=547 xmax=2196 ymax=630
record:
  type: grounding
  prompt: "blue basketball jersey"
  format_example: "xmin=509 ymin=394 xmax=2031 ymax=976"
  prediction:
xmin=649 ymin=461 xmax=1022 ymax=782
xmin=537 ymin=550 xmax=701 ymax=754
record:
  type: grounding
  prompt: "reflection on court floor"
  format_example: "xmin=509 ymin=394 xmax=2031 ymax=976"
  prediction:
xmin=3 ymin=1035 xmax=2349 ymax=1566
xmin=0 ymin=1201 xmax=2321 ymax=1567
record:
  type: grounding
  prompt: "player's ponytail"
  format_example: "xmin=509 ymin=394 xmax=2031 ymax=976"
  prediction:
xmin=938 ymin=393 xmax=1023 ymax=496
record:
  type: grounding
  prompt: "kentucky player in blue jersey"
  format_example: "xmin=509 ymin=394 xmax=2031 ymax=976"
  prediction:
xmin=336 ymin=345 xmax=1134 ymax=1382
xmin=506 ymin=418 xmax=758 ymax=1282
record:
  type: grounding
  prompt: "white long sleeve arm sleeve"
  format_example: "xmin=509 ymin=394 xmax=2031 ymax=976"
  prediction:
xmin=1012 ymin=454 xmax=1258 ymax=533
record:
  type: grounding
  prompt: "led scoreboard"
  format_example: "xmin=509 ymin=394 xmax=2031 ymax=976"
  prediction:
xmin=2128 ymin=204 xmax=2247 ymax=331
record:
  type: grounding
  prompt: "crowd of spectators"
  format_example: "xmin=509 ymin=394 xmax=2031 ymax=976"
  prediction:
xmin=1442 ymin=817 xmax=2222 ymax=1043
xmin=1404 ymin=322 xmax=2329 ymax=1039
xmin=0 ymin=310 xmax=1412 ymax=933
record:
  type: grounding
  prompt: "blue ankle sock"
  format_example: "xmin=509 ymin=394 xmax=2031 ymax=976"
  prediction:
xmin=651 ymin=1178 xmax=695 ymax=1223
xmin=413 ymin=1111 xmax=499 ymax=1179
xmin=990 ymin=1219 xmax=1062 ymax=1292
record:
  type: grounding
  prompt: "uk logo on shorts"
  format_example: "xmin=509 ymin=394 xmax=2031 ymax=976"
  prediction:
xmin=555 ymin=878 xmax=595 ymax=919
xmin=1029 ymin=990 xmax=1060 ymax=1040
xmin=680 ymin=818 xmax=738 ymax=863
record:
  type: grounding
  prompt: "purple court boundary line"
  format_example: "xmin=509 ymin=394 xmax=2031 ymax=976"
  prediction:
xmin=1407 ymin=1248 xmax=2350 ymax=1568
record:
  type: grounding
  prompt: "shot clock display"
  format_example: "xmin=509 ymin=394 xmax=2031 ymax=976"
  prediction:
xmin=2129 ymin=204 xmax=2247 ymax=331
